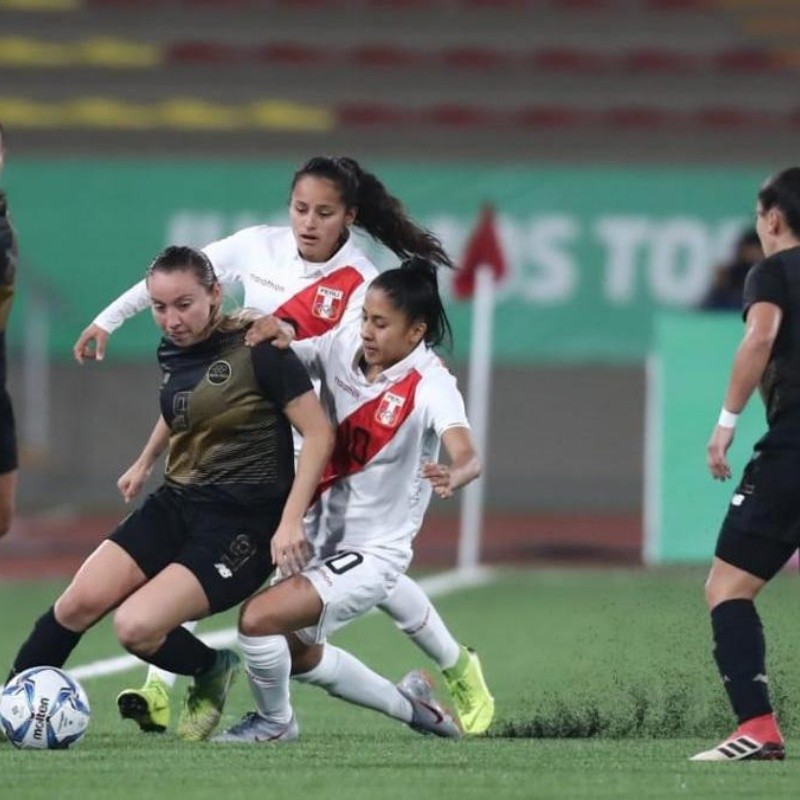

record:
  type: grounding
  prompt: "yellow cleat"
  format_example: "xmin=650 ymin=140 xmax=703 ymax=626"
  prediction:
xmin=442 ymin=646 xmax=495 ymax=735
xmin=116 ymin=675 xmax=171 ymax=733
xmin=177 ymin=649 xmax=240 ymax=742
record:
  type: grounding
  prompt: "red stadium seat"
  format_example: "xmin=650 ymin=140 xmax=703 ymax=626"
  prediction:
xmin=603 ymin=105 xmax=673 ymax=127
xmin=337 ymin=103 xmax=410 ymax=125
xmin=423 ymin=104 xmax=505 ymax=127
xmin=254 ymin=43 xmax=327 ymax=65
xmin=531 ymin=47 xmax=616 ymax=72
xmin=441 ymin=47 xmax=512 ymax=70
xmin=349 ymin=45 xmax=421 ymax=68
xmin=166 ymin=41 xmax=242 ymax=65
xmin=515 ymin=105 xmax=593 ymax=127
xmin=715 ymin=49 xmax=780 ymax=72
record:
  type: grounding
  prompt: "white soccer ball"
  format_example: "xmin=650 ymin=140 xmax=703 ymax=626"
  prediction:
xmin=0 ymin=666 xmax=91 ymax=749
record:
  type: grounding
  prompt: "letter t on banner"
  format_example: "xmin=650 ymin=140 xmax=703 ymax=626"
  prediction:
xmin=454 ymin=206 xmax=507 ymax=572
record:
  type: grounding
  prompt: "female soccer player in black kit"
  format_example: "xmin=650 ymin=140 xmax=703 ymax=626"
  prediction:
xmin=4 ymin=246 xmax=333 ymax=742
xmin=0 ymin=124 xmax=19 ymax=538
xmin=693 ymin=168 xmax=800 ymax=761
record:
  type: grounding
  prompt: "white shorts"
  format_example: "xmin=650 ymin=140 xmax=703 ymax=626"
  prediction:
xmin=295 ymin=550 xmax=401 ymax=645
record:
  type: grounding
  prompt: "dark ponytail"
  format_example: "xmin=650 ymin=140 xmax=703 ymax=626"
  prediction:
xmin=758 ymin=167 xmax=800 ymax=238
xmin=292 ymin=156 xmax=454 ymax=268
xmin=370 ymin=255 xmax=453 ymax=350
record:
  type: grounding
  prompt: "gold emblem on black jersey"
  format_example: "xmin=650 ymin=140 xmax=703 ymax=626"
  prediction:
xmin=207 ymin=360 xmax=232 ymax=386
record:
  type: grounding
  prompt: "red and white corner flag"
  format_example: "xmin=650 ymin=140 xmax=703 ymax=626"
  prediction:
xmin=453 ymin=205 xmax=507 ymax=299
xmin=455 ymin=205 xmax=506 ymax=572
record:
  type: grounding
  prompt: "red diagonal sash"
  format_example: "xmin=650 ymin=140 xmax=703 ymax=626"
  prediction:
xmin=274 ymin=266 xmax=364 ymax=339
xmin=315 ymin=369 xmax=423 ymax=499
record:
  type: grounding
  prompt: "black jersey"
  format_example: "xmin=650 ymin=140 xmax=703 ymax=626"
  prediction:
xmin=743 ymin=245 xmax=800 ymax=425
xmin=158 ymin=325 xmax=312 ymax=508
xmin=0 ymin=190 xmax=17 ymax=336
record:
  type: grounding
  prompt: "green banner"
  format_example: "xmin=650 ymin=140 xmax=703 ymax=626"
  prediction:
xmin=2 ymin=160 xmax=766 ymax=362
xmin=645 ymin=312 xmax=767 ymax=563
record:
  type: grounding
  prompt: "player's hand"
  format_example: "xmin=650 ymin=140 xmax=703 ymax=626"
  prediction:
xmin=422 ymin=461 xmax=454 ymax=499
xmin=117 ymin=460 xmax=152 ymax=503
xmin=245 ymin=315 xmax=296 ymax=349
xmin=270 ymin=519 xmax=311 ymax=575
xmin=74 ymin=323 xmax=110 ymax=364
xmin=707 ymin=424 xmax=735 ymax=481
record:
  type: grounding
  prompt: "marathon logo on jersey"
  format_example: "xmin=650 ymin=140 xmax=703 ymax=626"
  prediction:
xmin=375 ymin=391 xmax=407 ymax=428
xmin=312 ymin=285 xmax=345 ymax=322
xmin=207 ymin=360 xmax=232 ymax=386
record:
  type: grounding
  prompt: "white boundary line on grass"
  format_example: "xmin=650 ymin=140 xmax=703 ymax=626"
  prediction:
xmin=69 ymin=566 xmax=496 ymax=682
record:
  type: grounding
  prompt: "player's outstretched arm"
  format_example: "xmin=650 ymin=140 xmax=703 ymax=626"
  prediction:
xmin=422 ymin=427 xmax=481 ymax=499
xmin=74 ymin=322 xmax=110 ymax=364
xmin=73 ymin=278 xmax=151 ymax=363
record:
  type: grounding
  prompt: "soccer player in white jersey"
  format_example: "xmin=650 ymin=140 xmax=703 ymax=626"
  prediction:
xmin=214 ymin=257 xmax=482 ymax=742
xmin=73 ymin=157 xmax=494 ymax=736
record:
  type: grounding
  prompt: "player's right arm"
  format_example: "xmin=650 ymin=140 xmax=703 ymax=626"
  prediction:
xmin=707 ymin=300 xmax=782 ymax=481
xmin=117 ymin=415 xmax=170 ymax=503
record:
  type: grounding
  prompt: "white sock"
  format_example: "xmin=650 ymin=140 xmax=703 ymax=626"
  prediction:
xmin=145 ymin=620 xmax=200 ymax=687
xmin=238 ymin=633 xmax=293 ymax=724
xmin=295 ymin=644 xmax=412 ymax=723
xmin=379 ymin=574 xmax=461 ymax=671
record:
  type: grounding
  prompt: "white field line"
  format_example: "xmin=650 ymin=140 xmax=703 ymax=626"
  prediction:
xmin=69 ymin=566 xmax=497 ymax=682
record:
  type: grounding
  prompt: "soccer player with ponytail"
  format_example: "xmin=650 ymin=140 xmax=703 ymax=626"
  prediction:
xmin=215 ymin=256 xmax=481 ymax=742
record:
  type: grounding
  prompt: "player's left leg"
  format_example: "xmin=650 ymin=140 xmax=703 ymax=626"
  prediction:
xmin=0 ymin=467 xmax=16 ymax=538
xmin=379 ymin=574 xmax=494 ymax=734
xmin=691 ymin=555 xmax=787 ymax=761
xmin=112 ymin=563 xmax=238 ymax=742
xmin=116 ymin=621 xmax=201 ymax=734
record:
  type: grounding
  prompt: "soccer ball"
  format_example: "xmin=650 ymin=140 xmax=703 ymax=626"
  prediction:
xmin=0 ymin=666 xmax=91 ymax=749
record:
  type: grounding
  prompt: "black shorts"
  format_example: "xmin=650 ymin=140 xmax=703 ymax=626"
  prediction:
xmin=0 ymin=334 xmax=16 ymax=475
xmin=109 ymin=485 xmax=278 ymax=614
xmin=0 ymin=386 xmax=17 ymax=475
xmin=715 ymin=447 xmax=800 ymax=581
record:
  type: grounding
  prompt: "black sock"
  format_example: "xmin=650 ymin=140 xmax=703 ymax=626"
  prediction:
xmin=137 ymin=627 xmax=218 ymax=677
xmin=7 ymin=607 xmax=83 ymax=682
xmin=711 ymin=599 xmax=772 ymax=723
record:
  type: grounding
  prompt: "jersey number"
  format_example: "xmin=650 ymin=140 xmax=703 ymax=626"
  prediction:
xmin=324 ymin=551 xmax=364 ymax=575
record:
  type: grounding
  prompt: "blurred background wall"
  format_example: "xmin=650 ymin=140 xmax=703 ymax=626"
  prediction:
xmin=2 ymin=0 xmax=796 ymax=564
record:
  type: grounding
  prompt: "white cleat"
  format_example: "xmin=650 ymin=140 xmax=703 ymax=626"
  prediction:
xmin=211 ymin=711 xmax=299 ymax=743
xmin=397 ymin=670 xmax=462 ymax=739
xmin=690 ymin=734 xmax=785 ymax=762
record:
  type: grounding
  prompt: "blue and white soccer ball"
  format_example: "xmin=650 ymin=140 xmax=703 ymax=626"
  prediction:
xmin=0 ymin=666 xmax=91 ymax=749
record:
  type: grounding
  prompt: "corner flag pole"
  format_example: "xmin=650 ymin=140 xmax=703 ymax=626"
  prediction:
xmin=457 ymin=265 xmax=496 ymax=572
xmin=453 ymin=206 xmax=506 ymax=573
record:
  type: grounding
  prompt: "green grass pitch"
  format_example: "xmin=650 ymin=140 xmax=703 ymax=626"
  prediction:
xmin=2 ymin=567 xmax=800 ymax=799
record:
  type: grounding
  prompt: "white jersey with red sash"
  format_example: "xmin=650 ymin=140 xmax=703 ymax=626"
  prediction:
xmin=294 ymin=324 xmax=470 ymax=572
xmin=93 ymin=226 xmax=377 ymax=340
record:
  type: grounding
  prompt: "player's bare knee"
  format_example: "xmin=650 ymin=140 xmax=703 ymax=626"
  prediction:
xmin=113 ymin=607 xmax=156 ymax=653
xmin=54 ymin=588 xmax=106 ymax=631
xmin=238 ymin=602 xmax=276 ymax=637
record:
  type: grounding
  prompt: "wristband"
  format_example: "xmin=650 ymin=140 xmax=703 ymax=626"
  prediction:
xmin=718 ymin=408 xmax=739 ymax=429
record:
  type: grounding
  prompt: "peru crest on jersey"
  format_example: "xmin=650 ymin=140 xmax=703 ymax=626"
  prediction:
xmin=375 ymin=391 xmax=406 ymax=428
xmin=312 ymin=285 xmax=345 ymax=322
